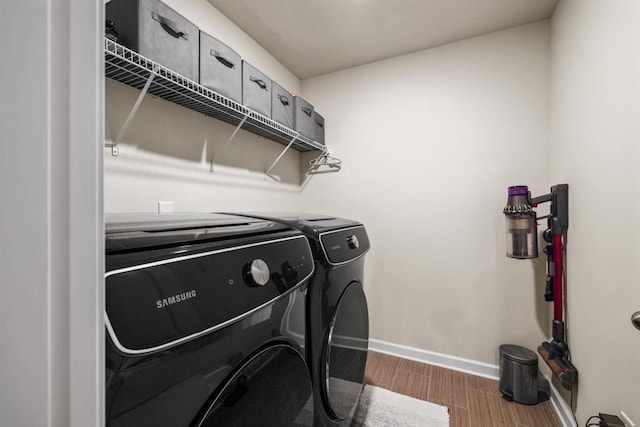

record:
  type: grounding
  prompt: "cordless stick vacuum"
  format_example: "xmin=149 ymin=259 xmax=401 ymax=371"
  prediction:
xmin=503 ymin=184 xmax=577 ymax=390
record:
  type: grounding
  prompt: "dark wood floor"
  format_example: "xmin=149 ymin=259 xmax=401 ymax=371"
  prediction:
xmin=363 ymin=351 xmax=562 ymax=427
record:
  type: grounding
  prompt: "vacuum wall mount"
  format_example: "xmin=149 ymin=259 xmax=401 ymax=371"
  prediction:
xmin=503 ymin=184 xmax=577 ymax=390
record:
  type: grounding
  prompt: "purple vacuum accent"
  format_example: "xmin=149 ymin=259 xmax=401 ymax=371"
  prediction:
xmin=508 ymin=186 xmax=529 ymax=196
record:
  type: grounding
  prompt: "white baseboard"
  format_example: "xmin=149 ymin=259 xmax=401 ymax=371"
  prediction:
xmin=368 ymin=338 xmax=499 ymax=379
xmin=547 ymin=383 xmax=577 ymax=427
xmin=368 ymin=339 xmax=576 ymax=427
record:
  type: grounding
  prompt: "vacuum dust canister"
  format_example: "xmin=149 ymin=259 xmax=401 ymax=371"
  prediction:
xmin=503 ymin=185 xmax=538 ymax=259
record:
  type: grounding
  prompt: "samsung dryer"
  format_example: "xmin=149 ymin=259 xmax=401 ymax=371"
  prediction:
xmin=105 ymin=213 xmax=315 ymax=426
xmin=225 ymin=213 xmax=370 ymax=427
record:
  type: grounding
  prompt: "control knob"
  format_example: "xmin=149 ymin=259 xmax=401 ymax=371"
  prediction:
xmin=244 ymin=259 xmax=270 ymax=287
xmin=347 ymin=235 xmax=360 ymax=250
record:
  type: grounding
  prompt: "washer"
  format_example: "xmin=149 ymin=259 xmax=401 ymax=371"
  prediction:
xmin=225 ymin=213 xmax=370 ymax=426
xmin=105 ymin=213 xmax=315 ymax=426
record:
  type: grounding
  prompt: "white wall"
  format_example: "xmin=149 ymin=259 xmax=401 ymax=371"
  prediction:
xmin=105 ymin=0 xmax=304 ymax=213
xmin=301 ymin=21 xmax=552 ymax=364
xmin=550 ymin=1 xmax=640 ymax=425
xmin=1 ymin=0 xmax=104 ymax=426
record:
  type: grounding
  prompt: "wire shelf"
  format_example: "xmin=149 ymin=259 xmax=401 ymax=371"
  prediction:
xmin=104 ymin=38 xmax=322 ymax=152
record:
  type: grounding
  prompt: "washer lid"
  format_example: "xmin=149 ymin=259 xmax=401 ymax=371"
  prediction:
xmin=222 ymin=212 xmax=361 ymax=232
xmin=106 ymin=213 xmax=260 ymax=232
xmin=105 ymin=213 xmax=292 ymax=252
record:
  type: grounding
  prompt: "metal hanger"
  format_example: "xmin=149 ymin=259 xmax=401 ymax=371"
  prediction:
xmin=308 ymin=147 xmax=342 ymax=174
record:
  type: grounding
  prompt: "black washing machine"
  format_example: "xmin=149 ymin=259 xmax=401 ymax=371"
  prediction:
xmin=225 ymin=213 xmax=370 ymax=427
xmin=105 ymin=213 xmax=315 ymax=427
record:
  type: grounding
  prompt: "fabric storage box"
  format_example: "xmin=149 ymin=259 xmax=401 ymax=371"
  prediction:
xmin=242 ymin=62 xmax=272 ymax=117
xmin=293 ymin=96 xmax=315 ymax=140
xmin=271 ymin=82 xmax=294 ymax=128
xmin=313 ymin=112 xmax=325 ymax=145
xmin=199 ymin=31 xmax=242 ymax=103
xmin=106 ymin=0 xmax=199 ymax=82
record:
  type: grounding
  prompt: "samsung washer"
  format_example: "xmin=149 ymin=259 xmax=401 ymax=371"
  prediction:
xmin=105 ymin=213 xmax=315 ymax=426
xmin=224 ymin=213 xmax=370 ymax=426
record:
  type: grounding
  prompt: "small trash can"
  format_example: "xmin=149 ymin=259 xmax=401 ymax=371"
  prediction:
xmin=499 ymin=344 xmax=539 ymax=405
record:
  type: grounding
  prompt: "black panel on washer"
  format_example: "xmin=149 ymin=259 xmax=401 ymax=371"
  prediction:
xmin=106 ymin=236 xmax=312 ymax=353
xmin=319 ymin=226 xmax=370 ymax=265
xmin=219 ymin=212 xmax=371 ymax=264
xmin=105 ymin=213 xmax=313 ymax=354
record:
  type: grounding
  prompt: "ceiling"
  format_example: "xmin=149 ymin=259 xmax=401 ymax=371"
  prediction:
xmin=207 ymin=0 xmax=558 ymax=79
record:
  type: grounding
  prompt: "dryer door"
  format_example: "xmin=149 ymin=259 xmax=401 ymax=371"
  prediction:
xmin=324 ymin=282 xmax=369 ymax=420
xmin=196 ymin=344 xmax=313 ymax=426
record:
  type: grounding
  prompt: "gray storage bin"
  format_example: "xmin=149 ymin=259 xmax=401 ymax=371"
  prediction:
xmin=242 ymin=62 xmax=272 ymax=117
xmin=199 ymin=31 xmax=242 ymax=103
xmin=271 ymin=82 xmax=294 ymax=129
xmin=499 ymin=344 xmax=539 ymax=405
xmin=106 ymin=0 xmax=199 ymax=82
xmin=313 ymin=112 xmax=325 ymax=145
xmin=293 ymin=96 xmax=315 ymax=140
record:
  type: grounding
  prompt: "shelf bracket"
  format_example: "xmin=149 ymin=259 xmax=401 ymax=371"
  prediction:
xmin=210 ymin=112 xmax=249 ymax=171
xmin=109 ymin=69 xmax=156 ymax=156
xmin=265 ymin=133 xmax=299 ymax=181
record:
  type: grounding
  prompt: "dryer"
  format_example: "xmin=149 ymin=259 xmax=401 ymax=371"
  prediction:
xmin=225 ymin=213 xmax=370 ymax=427
xmin=105 ymin=213 xmax=315 ymax=426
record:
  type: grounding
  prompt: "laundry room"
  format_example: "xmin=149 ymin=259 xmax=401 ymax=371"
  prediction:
xmin=2 ymin=1 xmax=640 ymax=427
